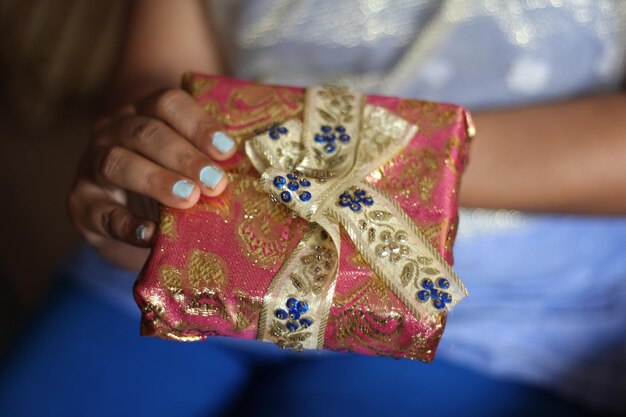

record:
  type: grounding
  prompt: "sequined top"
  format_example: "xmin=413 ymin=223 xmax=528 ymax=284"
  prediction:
xmin=210 ymin=0 xmax=626 ymax=109
xmin=206 ymin=1 xmax=626 ymax=412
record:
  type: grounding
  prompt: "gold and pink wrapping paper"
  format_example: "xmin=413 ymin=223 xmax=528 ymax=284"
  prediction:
xmin=135 ymin=74 xmax=475 ymax=361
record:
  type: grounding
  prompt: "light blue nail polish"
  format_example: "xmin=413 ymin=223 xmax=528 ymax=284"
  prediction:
xmin=199 ymin=166 xmax=224 ymax=189
xmin=172 ymin=179 xmax=195 ymax=199
xmin=212 ymin=131 xmax=235 ymax=153
xmin=136 ymin=224 xmax=147 ymax=241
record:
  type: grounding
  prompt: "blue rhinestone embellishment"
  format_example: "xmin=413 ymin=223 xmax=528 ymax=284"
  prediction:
xmin=273 ymin=172 xmax=312 ymax=203
xmin=299 ymin=318 xmax=313 ymax=328
xmin=256 ymin=124 xmax=289 ymax=140
xmin=421 ymin=278 xmax=434 ymax=289
xmin=297 ymin=301 xmax=309 ymax=313
xmin=416 ymin=277 xmax=452 ymax=310
xmin=315 ymin=125 xmax=351 ymax=153
xmin=275 ymin=309 xmax=288 ymax=320
xmin=273 ymin=176 xmax=286 ymax=188
xmin=337 ymin=188 xmax=374 ymax=212
xmin=417 ymin=290 xmax=430 ymax=301
xmin=275 ymin=297 xmax=313 ymax=332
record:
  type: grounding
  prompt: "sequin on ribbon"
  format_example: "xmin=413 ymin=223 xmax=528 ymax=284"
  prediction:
xmin=314 ymin=124 xmax=351 ymax=153
xmin=375 ymin=230 xmax=410 ymax=263
xmin=337 ymin=188 xmax=374 ymax=212
xmin=273 ymin=172 xmax=312 ymax=203
xmin=416 ymin=278 xmax=452 ymax=310
xmin=274 ymin=297 xmax=313 ymax=332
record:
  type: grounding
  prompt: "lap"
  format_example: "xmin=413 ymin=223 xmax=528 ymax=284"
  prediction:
xmin=0 ymin=281 xmax=252 ymax=417
xmin=0 ymin=275 xmax=590 ymax=417
xmin=235 ymin=355 xmax=588 ymax=417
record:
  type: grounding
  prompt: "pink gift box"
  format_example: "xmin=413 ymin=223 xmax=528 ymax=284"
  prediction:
xmin=135 ymin=74 xmax=474 ymax=361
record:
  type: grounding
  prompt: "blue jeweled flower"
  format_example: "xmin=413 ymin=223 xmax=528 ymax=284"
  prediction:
xmin=337 ymin=188 xmax=374 ymax=212
xmin=315 ymin=125 xmax=351 ymax=153
xmin=275 ymin=297 xmax=313 ymax=332
xmin=273 ymin=172 xmax=312 ymax=203
xmin=257 ymin=124 xmax=289 ymax=140
xmin=416 ymin=277 xmax=453 ymax=310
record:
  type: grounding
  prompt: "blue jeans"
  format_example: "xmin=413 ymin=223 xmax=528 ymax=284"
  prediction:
xmin=0 ymin=277 xmax=588 ymax=417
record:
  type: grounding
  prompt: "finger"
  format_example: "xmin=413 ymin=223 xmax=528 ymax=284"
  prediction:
xmin=92 ymin=145 xmax=215 ymax=207
xmin=88 ymin=202 xmax=156 ymax=247
xmin=115 ymin=116 xmax=227 ymax=195
xmin=135 ymin=88 xmax=237 ymax=161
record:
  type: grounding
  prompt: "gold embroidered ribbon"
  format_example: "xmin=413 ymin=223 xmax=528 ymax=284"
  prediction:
xmin=245 ymin=86 xmax=468 ymax=351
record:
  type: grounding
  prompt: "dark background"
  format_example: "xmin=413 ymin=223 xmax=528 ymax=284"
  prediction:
xmin=0 ymin=0 xmax=128 ymax=353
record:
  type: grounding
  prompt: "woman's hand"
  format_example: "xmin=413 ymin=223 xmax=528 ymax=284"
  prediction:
xmin=68 ymin=88 xmax=236 ymax=260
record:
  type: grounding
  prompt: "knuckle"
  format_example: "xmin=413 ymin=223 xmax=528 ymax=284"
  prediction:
xmin=192 ymin=121 xmax=212 ymax=144
xmin=98 ymin=146 xmax=124 ymax=181
xmin=130 ymin=118 xmax=161 ymax=145
xmin=176 ymin=149 xmax=200 ymax=169
xmin=101 ymin=209 xmax=114 ymax=236
xmin=155 ymin=88 xmax=185 ymax=114
xmin=143 ymin=169 xmax=160 ymax=192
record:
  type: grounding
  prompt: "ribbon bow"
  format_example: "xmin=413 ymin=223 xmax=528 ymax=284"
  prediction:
xmin=245 ymin=86 xmax=467 ymax=350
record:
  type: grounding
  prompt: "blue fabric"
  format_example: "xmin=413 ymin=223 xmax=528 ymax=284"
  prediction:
xmin=442 ymin=213 xmax=626 ymax=413
xmin=0 ymin=281 xmax=251 ymax=417
xmin=0 ymin=252 xmax=588 ymax=417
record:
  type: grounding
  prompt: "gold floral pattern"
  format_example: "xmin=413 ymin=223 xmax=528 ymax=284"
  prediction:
xmin=181 ymin=72 xmax=217 ymax=98
xmin=159 ymin=212 xmax=177 ymax=239
xmin=376 ymin=147 xmax=441 ymax=203
xmin=397 ymin=100 xmax=459 ymax=136
xmin=329 ymin=273 xmax=444 ymax=361
xmin=185 ymin=249 xmax=228 ymax=289
xmin=158 ymin=265 xmax=183 ymax=294
xmin=235 ymin=175 xmax=306 ymax=269
xmin=224 ymin=84 xmax=304 ymax=144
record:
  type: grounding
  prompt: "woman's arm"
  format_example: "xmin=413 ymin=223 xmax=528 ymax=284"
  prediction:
xmin=108 ymin=0 xmax=223 ymax=108
xmin=460 ymin=93 xmax=626 ymax=215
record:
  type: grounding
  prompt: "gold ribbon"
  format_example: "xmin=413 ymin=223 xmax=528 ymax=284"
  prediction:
xmin=245 ymin=86 xmax=468 ymax=351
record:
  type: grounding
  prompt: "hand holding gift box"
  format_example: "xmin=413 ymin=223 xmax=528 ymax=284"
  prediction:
xmin=135 ymin=74 xmax=475 ymax=361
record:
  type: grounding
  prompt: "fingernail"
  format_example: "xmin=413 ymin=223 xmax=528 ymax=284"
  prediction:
xmin=199 ymin=166 xmax=224 ymax=189
xmin=172 ymin=179 xmax=195 ymax=199
xmin=136 ymin=224 xmax=147 ymax=241
xmin=212 ymin=131 xmax=235 ymax=153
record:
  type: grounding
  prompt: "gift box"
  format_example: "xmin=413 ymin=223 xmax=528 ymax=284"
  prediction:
xmin=134 ymin=74 xmax=475 ymax=361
